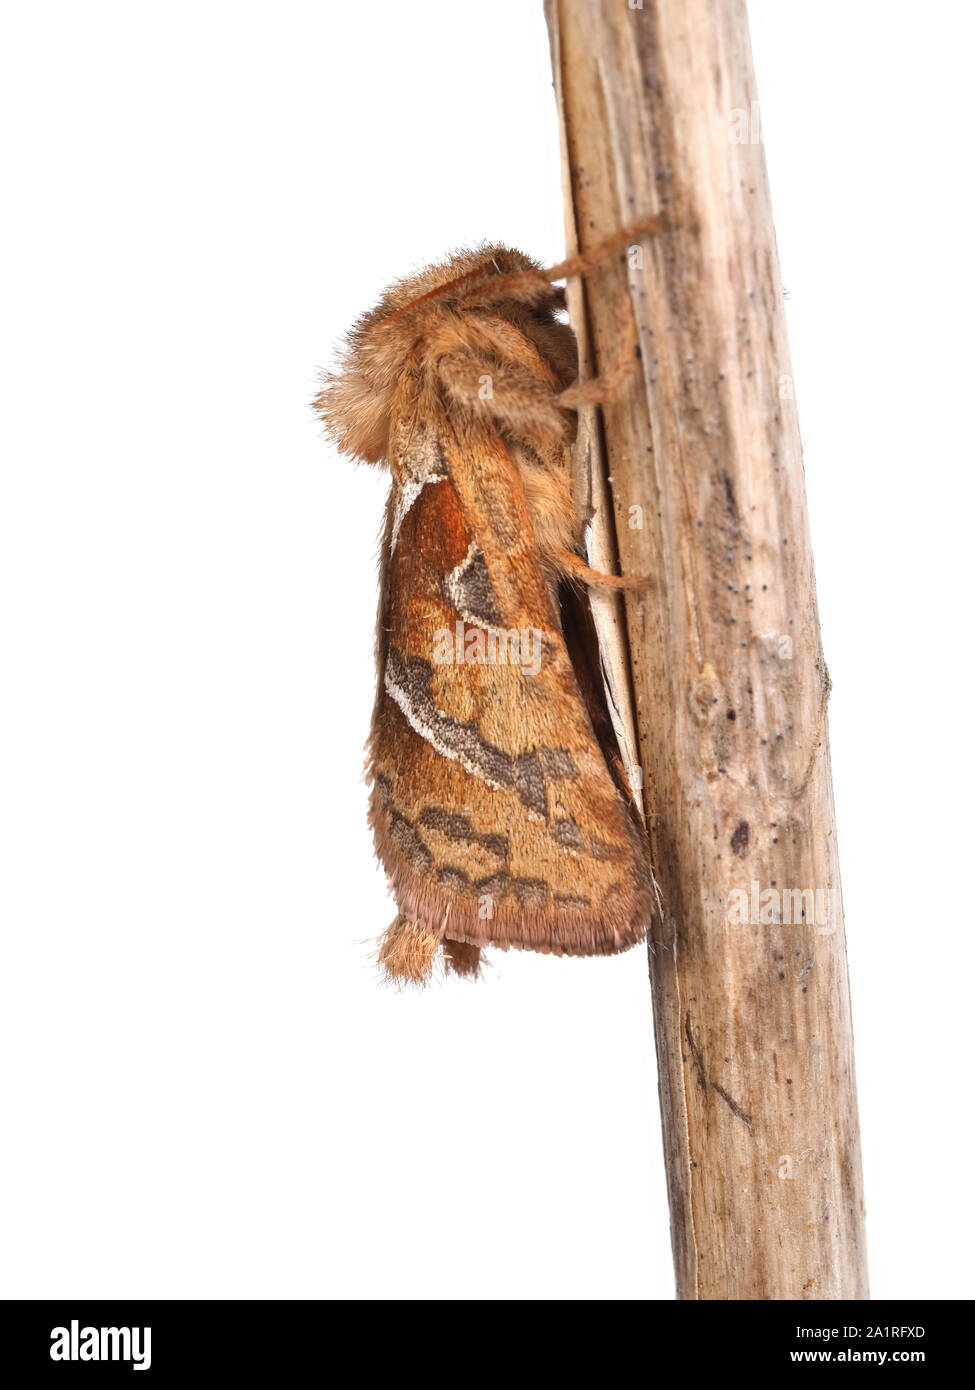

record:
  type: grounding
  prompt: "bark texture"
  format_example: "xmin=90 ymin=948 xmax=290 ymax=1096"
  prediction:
xmin=546 ymin=0 xmax=869 ymax=1300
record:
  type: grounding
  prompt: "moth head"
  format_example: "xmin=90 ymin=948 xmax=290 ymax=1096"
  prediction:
xmin=315 ymin=245 xmax=576 ymax=466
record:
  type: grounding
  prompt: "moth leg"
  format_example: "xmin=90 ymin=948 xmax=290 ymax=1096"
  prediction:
xmin=557 ymin=548 xmax=649 ymax=592
xmin=377 ymin=914 xmax=441 ymax=986
xmin=443 ymin=938 xmax=483 ymax=979
xmin=434 ymin=351 xmax=569 ymax=443
xmin=557 ymin=291 xmax=638 ymax=411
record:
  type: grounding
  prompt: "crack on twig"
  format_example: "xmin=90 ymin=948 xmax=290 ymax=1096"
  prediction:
xmin=684 ymin=1011 xmax=708 ymax=1091
xmin=780 ymin=657 xmax=831 ymax=804
xmin=672 ymin=937 xmax=701 ymax=1299
xmin=685 ymin=1012 xmax=754 ymax=1131
xmin=711 ymin=1082 xmax=754 ymax=1130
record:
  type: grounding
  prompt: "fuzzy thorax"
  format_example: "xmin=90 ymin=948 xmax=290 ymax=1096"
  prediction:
xmin=316 ymin=245 xmax=577 ymax=461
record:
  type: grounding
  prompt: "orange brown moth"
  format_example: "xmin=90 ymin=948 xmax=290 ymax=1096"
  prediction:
xmin=317 ymin=220 xmax=662 ymax=984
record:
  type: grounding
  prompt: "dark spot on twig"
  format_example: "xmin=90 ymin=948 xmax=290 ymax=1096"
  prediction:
xmin=722 ymin=472 xmax=737 ymax=519
xmin=730 ymin=820 xmax=749 ymax=856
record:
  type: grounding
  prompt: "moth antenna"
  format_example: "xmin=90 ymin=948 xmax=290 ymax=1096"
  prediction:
xmin=541 ymin=213 xmax=665 ymax=282
xmin=375 ymin=266 xmax=494 ymax=327
xmin=374 ymin=216 xmax=665 ymax=326
xmin=458 ymin=213 xmax=667 ymax=308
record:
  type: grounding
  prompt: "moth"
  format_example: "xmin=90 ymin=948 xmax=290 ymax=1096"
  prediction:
xmin=317 ymin=221 xmax=661 ymax=983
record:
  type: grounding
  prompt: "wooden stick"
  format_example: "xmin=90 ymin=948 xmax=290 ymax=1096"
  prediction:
xmin=545 ymin=0 xmax=869 ymax=1300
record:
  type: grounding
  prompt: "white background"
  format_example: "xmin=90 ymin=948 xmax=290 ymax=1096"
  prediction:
xmin=1 ymin=0 xmax=972 ymax=1300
